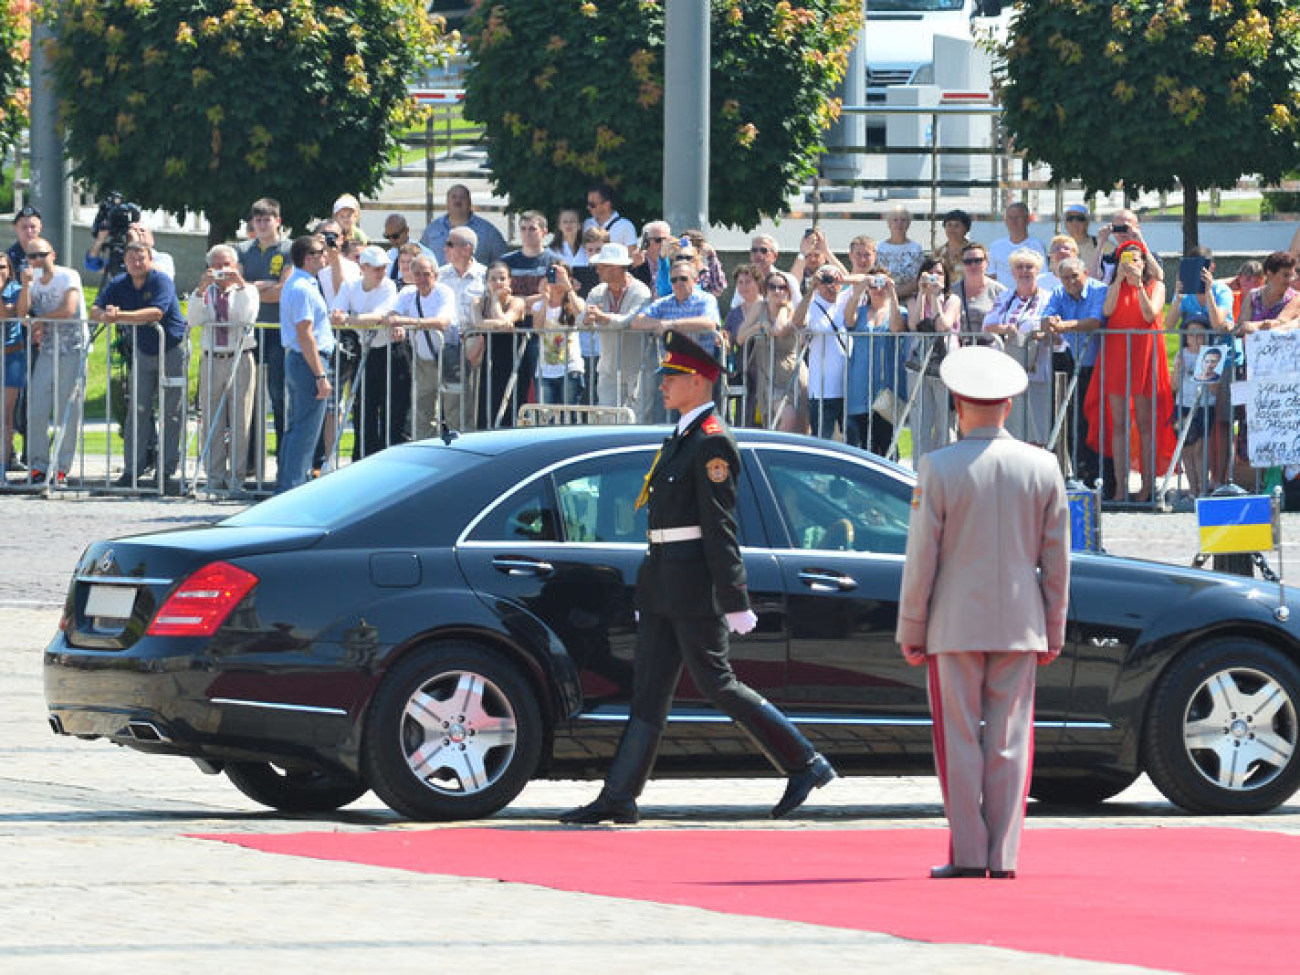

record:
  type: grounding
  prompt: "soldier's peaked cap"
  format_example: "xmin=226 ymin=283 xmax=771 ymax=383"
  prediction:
xmin=657 ymin=330 xmax=722 ymax=383
xmin=940 ymin=345 xmax=1028 ymax=402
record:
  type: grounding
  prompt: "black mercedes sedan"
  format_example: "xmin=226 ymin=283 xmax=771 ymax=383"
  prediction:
xmin=45 ymin=426 xmax=1300 ymax=819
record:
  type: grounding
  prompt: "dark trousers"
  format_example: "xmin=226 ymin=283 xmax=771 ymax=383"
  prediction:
xmin=631 ymin=609 xmax=813 ymax=774
xmin=809 ymin=397 xmax=845 ymax=440
xmin=357 ymin=343 xmax=412 ymax=457
xmin=846 ymin=411 xmax=894 ymax=458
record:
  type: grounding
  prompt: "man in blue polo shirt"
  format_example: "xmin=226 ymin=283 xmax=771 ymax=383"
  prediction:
xmin=91 ymin=242 xmax=188 ymax=493
xmin=629 ymin=258 xmax=722 ymax=421
xmin=1044 ymin=256 xmax=1106 ymax=488
xmin=275 ymin=235 xmax=334 ymax=494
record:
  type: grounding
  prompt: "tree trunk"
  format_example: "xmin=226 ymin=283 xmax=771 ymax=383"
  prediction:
xmin=1180 ymin=174 xmax=1198 ymax=254
xmin=207 ymin=215 xmax=238 ymax=248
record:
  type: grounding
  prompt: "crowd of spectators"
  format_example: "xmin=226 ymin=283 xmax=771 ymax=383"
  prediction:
xmin=2 ymin=188 xmax=1299 ymax=503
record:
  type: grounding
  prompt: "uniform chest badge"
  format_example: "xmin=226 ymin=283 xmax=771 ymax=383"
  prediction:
xmin=706 ymin=457 xmax=730 ymax=483
xmin=911 ymin=485 xmax=921 ymax=509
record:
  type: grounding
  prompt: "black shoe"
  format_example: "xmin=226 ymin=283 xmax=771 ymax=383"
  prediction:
xmin=559 ymin=791 xmax=639 ymax=825
xmin=113 ymin=472 xmax=139 ymax=488
xmin=162 ymin=478 xmax=185 ymax=497
xmin=771 ymin=753 xmax=836 ymax=818
xmin=930 ymin=864 xmax=987 ymax=879
xmin=989 ymin=869 xmax=1017 ymax=879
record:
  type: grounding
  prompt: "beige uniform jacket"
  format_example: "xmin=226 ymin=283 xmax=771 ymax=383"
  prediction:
xmin=896 ymin=426 xmax=1070 ymax=652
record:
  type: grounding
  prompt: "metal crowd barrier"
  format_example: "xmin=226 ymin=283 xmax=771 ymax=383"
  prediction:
xmin=0 ymin=315 xmax=1269 ymax=508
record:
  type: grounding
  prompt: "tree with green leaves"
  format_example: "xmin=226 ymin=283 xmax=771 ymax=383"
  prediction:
xmin=998 ymin=0 xmax=1300 ymax=250
xmin=0 ymin=0 xmax=29 ymax=163
xmin=45 ymin=0 xmax=450 ymax=242
xmin=463 ymin=0 xmax=861 ymax=231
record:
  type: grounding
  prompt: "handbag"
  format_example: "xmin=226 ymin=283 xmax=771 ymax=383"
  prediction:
xmin=872 ymin=386 xmax=901 ymax=423
xmin=903 ymin=316 xmax=947 ymax=377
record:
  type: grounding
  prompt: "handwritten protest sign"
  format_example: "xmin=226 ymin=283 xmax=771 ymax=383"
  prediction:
xmin=1243 ymin=332 xmax=1300 ymax=466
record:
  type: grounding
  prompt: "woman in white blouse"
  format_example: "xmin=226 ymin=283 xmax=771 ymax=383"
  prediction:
xmin=982 ymin=247 xmax=1053 ymax=445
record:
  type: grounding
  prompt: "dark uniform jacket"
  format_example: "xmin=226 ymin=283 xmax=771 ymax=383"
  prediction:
xmin=636 ymin=407 xmax=750 ymax=618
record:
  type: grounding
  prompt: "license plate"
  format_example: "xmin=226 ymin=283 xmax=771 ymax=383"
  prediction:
xmin=85 ymin=585 xmax=136 ymax=620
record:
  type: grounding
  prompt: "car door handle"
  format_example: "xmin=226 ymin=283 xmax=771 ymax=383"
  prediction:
xmin=797 ymin=569 xmax=858 ymax=592
xmin=492 ymin=556 xmax=555 ymax=578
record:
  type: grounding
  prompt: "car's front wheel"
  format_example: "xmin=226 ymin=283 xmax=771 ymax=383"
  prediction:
xmin=225 ymin=761 xmax=368 ymax=813
xmin=362 ymin=642 xmax=543 ymax=820
xmin=1143 ymin=639 xmax=1300 ymax=814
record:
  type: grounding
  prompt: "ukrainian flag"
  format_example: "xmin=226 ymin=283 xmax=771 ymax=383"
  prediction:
xmin=1196 ymin=495 xmax=1275 ymax=554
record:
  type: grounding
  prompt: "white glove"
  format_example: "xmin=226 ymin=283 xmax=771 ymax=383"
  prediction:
xmin=726 ymin=610 xmax=758 ymax=635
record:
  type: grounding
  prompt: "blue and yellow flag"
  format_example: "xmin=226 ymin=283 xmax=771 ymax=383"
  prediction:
xmin=1196 ymin=495 xmax=1275 ymax=554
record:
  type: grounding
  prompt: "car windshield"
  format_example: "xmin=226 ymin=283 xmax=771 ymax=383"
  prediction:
xmin=222 ymin=447 xmax=482 ymax=530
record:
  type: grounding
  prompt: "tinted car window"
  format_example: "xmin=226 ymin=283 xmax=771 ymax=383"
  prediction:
xmin=759 ymin=449 xmax=912 ymax=553
xmin=553 ymin=452 xmax=651 ymax=544
xmin=223 ymin=448 xmax=482 ymax=530
xmin=468 ymin=480 xmax=561 ymax=542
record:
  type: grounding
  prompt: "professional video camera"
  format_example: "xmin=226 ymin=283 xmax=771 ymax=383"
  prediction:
xmin=91 ymin=190 xmax=142 ymax=279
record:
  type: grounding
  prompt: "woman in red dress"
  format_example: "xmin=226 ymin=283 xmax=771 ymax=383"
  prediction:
xmin=1086 ymin=240 xmax=1174 ymax=502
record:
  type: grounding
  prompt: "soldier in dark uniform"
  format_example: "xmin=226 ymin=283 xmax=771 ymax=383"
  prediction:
xmin=561 ymin=331 xmax=836 ymax=824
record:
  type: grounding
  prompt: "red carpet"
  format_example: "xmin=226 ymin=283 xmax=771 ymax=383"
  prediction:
xmin=195 ymin=826 xmax=1299 ymax=972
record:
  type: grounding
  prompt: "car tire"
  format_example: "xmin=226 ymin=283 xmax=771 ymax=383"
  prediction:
xmin=362 ymin=642 xmax=543 ymax=821
xmin=1143 ymin=638 xmax=1300 ymax=814
xmin=225 ymin=761 xmax=368 ymax=813
xmin=1029 ymin=770 xmax=1138 ymax=806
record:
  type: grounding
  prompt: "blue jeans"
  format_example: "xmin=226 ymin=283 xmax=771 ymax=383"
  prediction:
xmin=538 ymin=372 xmax=584 ymax=406
xmin=276 ymin=349 xmax=331 ymax=494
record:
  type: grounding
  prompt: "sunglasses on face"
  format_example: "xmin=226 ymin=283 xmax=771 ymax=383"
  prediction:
xmin=1065 ymin=214 xmax=1088 ymax=222
xmin=670 ymin=275 xmax=692 ymax=284
xmin=766 ymin=281 xmax=788 ymax=291
xmin=306 ymin=248 xmax=326 ymax=256
xmin=751 ymin=246 xmax=771 ymax=255
xmin=962 ymin=256 xmax=985 ymax=265
xmin=383 ymin=231 xmax=405 ymax=241
xmin=25 ymin=250 xmax=49 ymax=259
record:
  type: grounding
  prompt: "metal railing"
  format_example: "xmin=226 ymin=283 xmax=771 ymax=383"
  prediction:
xmin=0 ymin=314 xmax=1261 ymax=507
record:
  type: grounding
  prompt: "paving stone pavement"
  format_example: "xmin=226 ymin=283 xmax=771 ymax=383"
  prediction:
xmin=4 ymin=496 xmax=1299 ymax=972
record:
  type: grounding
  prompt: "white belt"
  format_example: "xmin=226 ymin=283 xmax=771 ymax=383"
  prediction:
xmin=647 ymin=526 xmax=702 ymax=544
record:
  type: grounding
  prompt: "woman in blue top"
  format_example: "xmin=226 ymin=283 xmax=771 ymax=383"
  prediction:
xmin=843 ymin=265 xmax=904 ymax=458
xmin=1 ymin=253 xmax=24 ymax=472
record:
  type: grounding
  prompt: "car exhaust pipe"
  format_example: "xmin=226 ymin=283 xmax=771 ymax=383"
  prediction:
xmin=126 ymin=720 xmax=171 ymax=743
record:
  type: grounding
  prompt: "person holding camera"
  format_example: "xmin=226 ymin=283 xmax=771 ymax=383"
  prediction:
xmin=91 ymin=242 xmax=187 ymax=493
xmin=1089 ymin=209 xmax=1164 ymax=286
xmin=186 ymin=245 xmax=258 ymax=492
xmin=531 ymin=261 xmax=586 ymax=407
xmin=843 ymin=267 xmax=904 ymax=457
xmin=793 ymin=264 xmax=853 ymax=440
xmin=735 ymin=269 xmax=807 ymax=432
xmin=902 ymin=257 xmax=960 ymax=459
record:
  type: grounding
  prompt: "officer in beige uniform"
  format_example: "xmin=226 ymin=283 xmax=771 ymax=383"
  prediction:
xmin=897 ymin=345 xmax=1070 ymax=879
xmin=561 ymin=331 xmax=835 ymax=825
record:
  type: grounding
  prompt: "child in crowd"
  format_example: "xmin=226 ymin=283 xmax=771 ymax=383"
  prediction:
xmin=1172 ymin=323 xmax=1218 ymax=497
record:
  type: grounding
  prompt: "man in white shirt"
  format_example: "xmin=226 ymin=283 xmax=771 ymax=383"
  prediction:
xmin=584 ymin=243 xmax=652 ymax=412
xmin=16 ymin=239 xmax=87 ymax=485
xmin=388 ymin=255 xmax=456 ymax=440
xmin=186 ymin=244 xmax=259 ymax=491
xmin=988 ymin=202 xmax=1047 ymax=283
xmin=330 ymin=246 xmax=401 ymax=457
xmin=583 ymin=181 xmax=637 ymax=247
xmin=793 ymin=265 xmax=852 ymax=440
xmin=438 ymin=225 xmax=487 ymax=430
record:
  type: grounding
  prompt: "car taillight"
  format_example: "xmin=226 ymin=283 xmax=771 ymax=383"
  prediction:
xmin=146 ymin=561 xmax=258 ymax=637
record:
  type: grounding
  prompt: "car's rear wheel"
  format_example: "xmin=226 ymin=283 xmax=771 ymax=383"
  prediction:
xmin=1143 ymin=639 xmax=1300 ymax=813
xmin=225 ymin=761 xmax=368 ymax=812
xmin=1029 ymin=769 xmax=1139 ymax=806
xmin=362 ymin=642 xmax=543 ymax=820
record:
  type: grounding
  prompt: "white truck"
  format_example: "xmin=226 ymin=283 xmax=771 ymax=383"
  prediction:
xmin=865 ymin=0 xmax=1010 ymax=114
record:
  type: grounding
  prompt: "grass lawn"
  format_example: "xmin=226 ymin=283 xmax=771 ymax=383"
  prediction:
xmin=1151 ymin=197 xmax=1262 ymax=219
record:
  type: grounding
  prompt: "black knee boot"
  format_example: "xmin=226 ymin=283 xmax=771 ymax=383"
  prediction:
xmin=739 ymin=700 xmax=837 ymax=818
xmin=559 ymin=716 xmax=662 ymax=824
